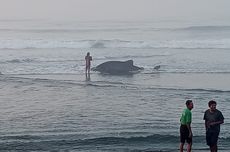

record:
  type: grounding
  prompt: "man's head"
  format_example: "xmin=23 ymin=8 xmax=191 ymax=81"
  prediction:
xmin=208 ymin=100 xmax=217 ymax=112
xmin=186 ymin=100 xmax=193 ymax=110
xmin=87 ymin=52 xmax=90 ymax=56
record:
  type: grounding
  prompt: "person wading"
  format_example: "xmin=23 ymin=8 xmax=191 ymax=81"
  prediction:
xmin=85 ymin=52 xmax=92 ymax=79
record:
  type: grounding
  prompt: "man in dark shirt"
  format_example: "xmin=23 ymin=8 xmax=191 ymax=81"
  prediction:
xmin=203 ymin=100 xmax=224 ymax=152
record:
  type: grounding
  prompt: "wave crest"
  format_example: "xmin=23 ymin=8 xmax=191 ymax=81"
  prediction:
xmin=1 ymin=39 xmax=230 ymax=49
xmin=1 ymin=134 xmax=229 ymax=151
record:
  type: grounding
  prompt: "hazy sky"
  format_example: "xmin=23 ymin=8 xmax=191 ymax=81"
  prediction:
xmin=0 ymin=0 xmax=230 ymax=21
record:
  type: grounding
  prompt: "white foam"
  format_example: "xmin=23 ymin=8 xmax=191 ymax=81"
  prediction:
xmin=1 ymin=39 xmax=230 ymax=49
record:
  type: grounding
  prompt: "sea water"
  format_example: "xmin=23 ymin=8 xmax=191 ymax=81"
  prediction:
xmin=0 ymin=20 xmax=230 ymax=151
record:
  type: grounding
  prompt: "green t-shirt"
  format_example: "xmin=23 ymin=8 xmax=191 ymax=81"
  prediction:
xmin=180 ymin=108 xmax=192 ymax=125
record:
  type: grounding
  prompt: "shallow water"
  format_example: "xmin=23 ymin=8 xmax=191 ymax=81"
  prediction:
xmin=0 ymin=72 xmax=229 ymax=151
xmin=0 ymin=20 xmax=230 ymax=151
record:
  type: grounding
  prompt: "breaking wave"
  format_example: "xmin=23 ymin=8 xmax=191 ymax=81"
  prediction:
xmin=0 ymin=39 xmax=230 ymax=49
xmin=0 ymin=134 xmax=229 ymax=151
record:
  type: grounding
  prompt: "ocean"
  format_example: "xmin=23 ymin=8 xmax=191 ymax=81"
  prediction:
xmin=0 ymin=19 xmax=230 ymax=152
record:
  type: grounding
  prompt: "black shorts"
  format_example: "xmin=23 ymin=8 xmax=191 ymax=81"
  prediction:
xmin=206 ymin=130 xmax=219 ymax=146
xmin=180 ymin=125 xmax=192 ymax=144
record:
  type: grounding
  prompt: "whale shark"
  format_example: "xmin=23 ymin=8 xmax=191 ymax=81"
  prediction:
xmin=92 ymin=60 xmax=143 ymax=75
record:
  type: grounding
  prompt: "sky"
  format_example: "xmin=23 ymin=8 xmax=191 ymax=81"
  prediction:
xmin=0 ymin=0 xmax=230 ymax=22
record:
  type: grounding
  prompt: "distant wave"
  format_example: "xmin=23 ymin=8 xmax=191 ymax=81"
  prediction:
xmin=5 ymin=58 xmax=35 ymax=63
xmin=1 ymin=39 xmax=230 ymax=49
xmin=2 ymin=75 xmax=230 ymax=93
xmin=180 ymin=25 xmax=230 ymax=31
xmin=144 ymin=71 xmax=230 ymax=75
xmin=0 ymin=76 xmax=130 ymax=89
xmin=0 ymin=27 xmax=142 ymax=33
xmin=0 ymin=53 xmax=166 ymax=64
xmin=145 ymin=86 xmax=230 ymax=93
xmin=1 ymin=58 xmax=77 ymax=64
xmin=181 ymin=88 xmax=230 ymax=93
xmin=2 ymin=25 xmax=230 ymax=33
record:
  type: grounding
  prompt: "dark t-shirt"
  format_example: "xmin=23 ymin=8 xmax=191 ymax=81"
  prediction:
xmin=203 ymin=109 xmax=224 ymax=132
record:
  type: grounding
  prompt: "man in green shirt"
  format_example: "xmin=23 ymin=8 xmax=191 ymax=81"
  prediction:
xmin=179 ymin=100 xmax=193 ymax=152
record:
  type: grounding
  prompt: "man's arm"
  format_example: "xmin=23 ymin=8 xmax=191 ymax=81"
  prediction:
xmin=205 ymin=120 xmax=208 ymax=130
xmin=209 ymin=120 xmax=224 ymax=126
xmin=203 ymin=112 xmax=208 ymax=130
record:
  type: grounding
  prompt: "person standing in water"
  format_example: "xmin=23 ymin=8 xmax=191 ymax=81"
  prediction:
xmin=204 ymin=100 xmax=224 ymax=152
xmin=85 ymin=52 xmax=92 ymax=76
xmin=179 ymin=100 xmax=194 ymax=152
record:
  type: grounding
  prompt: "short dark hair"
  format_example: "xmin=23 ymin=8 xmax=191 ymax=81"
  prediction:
xmin=186 ymin=100 xmax=193 ymax=106
xmin=208 ymin=100 xmax=216 ymax=107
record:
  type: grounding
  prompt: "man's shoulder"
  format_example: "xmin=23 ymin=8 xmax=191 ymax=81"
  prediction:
xmin=182 ymin=108 xmax=187 ymax=112
xmin=216 ymin=109 xmax=221 ymax=112
xmin=184 ymin=108 xmax=191 ymax=114
xmin=203 ymin=109 xmax=209 ymax=118
xmin=204 ymin=109 xmax=209 ymax=113
xmin=215 ymin=109 xmax=223 ymax=115
xmin=185 ymin=108 xmax=191 ymax=111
